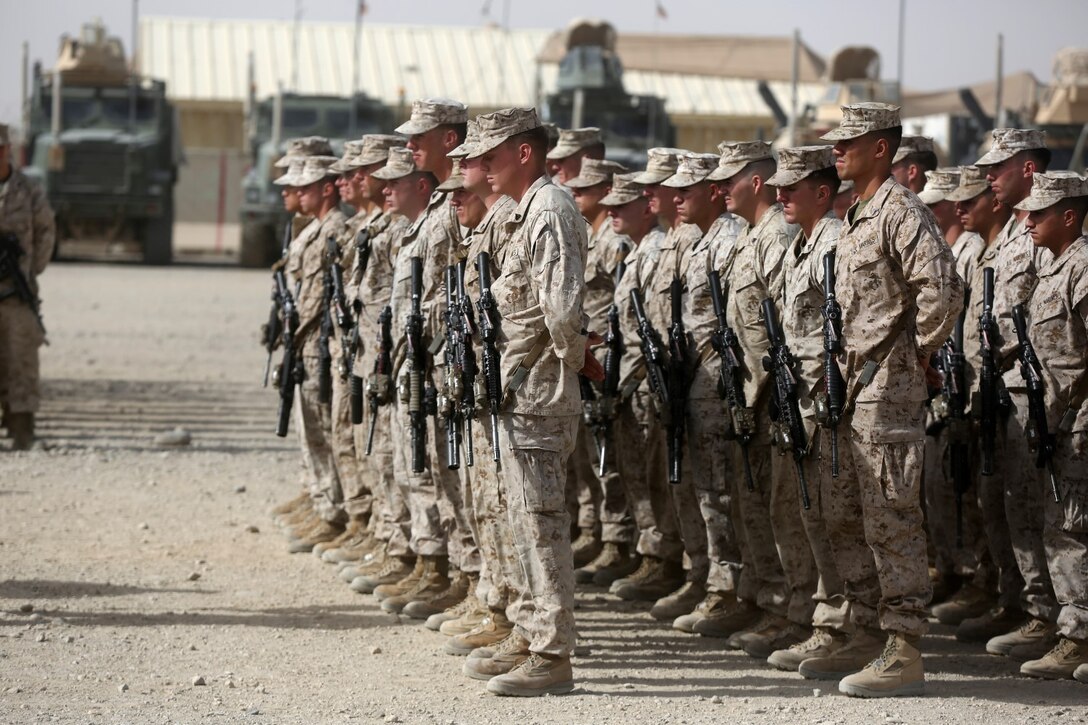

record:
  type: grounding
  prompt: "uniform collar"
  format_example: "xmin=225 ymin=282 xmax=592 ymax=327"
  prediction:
xmin=845 ymin=176 xmax=897 ymax=229
xmin=1040 ymin=235 xmax=1088 ymax=278
xmin=508 ymin=175 xmax=552 ymax=226
xmin=795 ymin=210 xmax=838 ymax=257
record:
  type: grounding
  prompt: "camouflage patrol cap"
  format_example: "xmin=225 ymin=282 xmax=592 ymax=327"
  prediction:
xmin=707 ymin=141 xmax=774 ymax=182
xmin=600 ymin=173 xmax=645 ymax=206
xmin=917 ymin=167 xmax=962 ymax=205
xmin=632 ymin=147 xmax=686 ymax=185
xmin=436 ymin=158 xmax=465 ymax=192
xmin=893 ymin=135 xmax=936 ymax=165
xmin=1014 ymin=171 xmax=1088 ymax=212
xmin=975 ymin=128 xmax=1048 ymax=166
xmin=354 ymin=134 xmax=408 ymax=166
xmin=273 ymin=159 xmax=305 ymax=187
xmin=371 ymin=147 xmax=420 ymax=180
xmin=274 ymin=136 xmax=334 ymax=168
xmin=820 ymin=103 xmax=902 ymax=141
xmin=395 ymin=98 xmax=468 ymax=136
xmin=546 ymin=127 xmax=603 ymax=160
xmin=448 ymin=120 xmax=480 ymax=159
xmin=330 ymin=140 xmax=367 ymax=173
xmin=945 ymin=165 xmax=991 ymax=203
xmin=465 ymin=107 xmax=542 ymax=159
xmin=293 ymin=155 xmax=341 ymax=186
xmin=766 ymin=145 xmax=836 ymax=187
xmin=565 ymin=159 xmax=629 ymax=189
xmin=0 ymin=124 xmax=9 ymax=146
xmin=662 ymin=153 xmax=721 ymax=188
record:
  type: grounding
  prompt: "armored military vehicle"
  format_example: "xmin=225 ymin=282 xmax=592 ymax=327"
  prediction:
xmin=238 ymin=91 xmax=394 ymax=267
xmin=23 ymin=21 xmax=181 ymax=264
xmin=540 ymin=19 xmax=674 ymax=169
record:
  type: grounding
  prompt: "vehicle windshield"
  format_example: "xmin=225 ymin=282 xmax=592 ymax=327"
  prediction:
xmin=44 ymin=87 xmax=160 ymax=131
xmin=258 ymin=98 xmax=393 ymax=140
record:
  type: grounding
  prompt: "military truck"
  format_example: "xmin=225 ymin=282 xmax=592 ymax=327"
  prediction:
xmin=22 ymin=21 xmax=181 ymax=265
xmin=540 ymin=19 xmax=674 ymax=169
xmin=239 ymin=91 xmax=394 ymax=267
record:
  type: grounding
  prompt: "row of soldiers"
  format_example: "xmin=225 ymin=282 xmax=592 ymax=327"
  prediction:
xmin=261 ymin=98 xmax=1088 ymax=698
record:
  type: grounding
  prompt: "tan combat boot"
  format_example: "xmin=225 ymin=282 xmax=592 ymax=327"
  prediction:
xmin=838 ymin=633 xmax=924 ymax=698
xmin=287 ymin=519 xmax=344 ymax=554
xmin=611 ymin=556 xmax=684 ymax=601
xmin=931 ymin=584 xmax=993 ymax=625
xmin=955 ymin=606 xmax=1027 ymax=643
xmin=444 ymin=609 xmax=514 ymax=655
xmin=1020 ymin=637 xmax=1088 ymax=679
xmin=281 ymin=507 xmax=320 ymax=535
xmin=462 ymin=632 xmax=531 ymax=680
xmin=986 ymin=617 xmax=1057 ymax=657
xmin=352 ymin=555 xmax=416 ymax=595
xmin=277 ymin=499 xmax=316 ymax=529
xmin=427 ymin=593 xmax=480 ymax=632
xmin=571 ymin=528 xmax=602 ymax=569
xmin=379 ymin=556 xmax=449 ymax=612
xmin=270 ymin=491 xmax=310 ymax=517
xmin=650 ymin=581 xmax=706 ymax=621
xmin=8 ymin=413 xmax=34 ymax=451
xmin=691 ymin=593 xmax=760 ymax=638
xmin=798 ymin=627 xmax=885 ymax=680
xmin=401 ymin=570 xmax=471 ymax=619
xmin=438 ymin=602 xmax=490 ymax=636
xmin=339 ymin=543 xmax=387 ymax=582
xmin=742 ymin=620 xmax=810 ymax=659
xmin=574 ymin=543 xmax=638 ymax=586
xmin=312 ymin=518 xmax=363 ymax=558
xmin=486 ymin=652 xmax=574 ymax=697
xmin=1074 ymin=662 xmax=1088 ymax=683
xmin=768 ymin=626 xmax=847 ymax=671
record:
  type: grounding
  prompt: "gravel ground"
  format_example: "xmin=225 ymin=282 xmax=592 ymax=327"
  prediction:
xmin=1 ymin=263 xmax=1086 ymax=724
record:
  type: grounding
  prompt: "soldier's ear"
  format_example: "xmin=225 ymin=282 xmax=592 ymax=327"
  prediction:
xmin=1022 ymin=158 xmax=1037 ymax=179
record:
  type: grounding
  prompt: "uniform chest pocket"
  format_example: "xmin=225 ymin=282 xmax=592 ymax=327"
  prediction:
xmin=732 ymin=277 xmax=767 ymax=330
xmin=847 ymin=238 xmax=885 ymax=271
xmin=1030 ymin=293 xmax=1067 ymax=328
xmin=493 ymin=246 xmax=533 ymax=315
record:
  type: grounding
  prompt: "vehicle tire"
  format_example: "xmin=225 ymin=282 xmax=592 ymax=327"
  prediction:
xmin=239 ymin=221 xmax=276 ymax=268
xmin=143 ymin=198 xmax=174 ymax=265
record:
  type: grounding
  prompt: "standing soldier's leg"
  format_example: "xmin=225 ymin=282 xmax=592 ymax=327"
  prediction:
xmin=0 ymin=300 xmax=42 ymax=450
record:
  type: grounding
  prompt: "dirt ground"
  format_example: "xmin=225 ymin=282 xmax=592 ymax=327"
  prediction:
xmin=1 ymin=263 xmax=1086 ymax=724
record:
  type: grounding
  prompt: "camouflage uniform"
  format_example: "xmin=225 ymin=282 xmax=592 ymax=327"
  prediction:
xmin=352 ymin=210 xmax=412 ymax=555
xmin=716 ymin=200 xmax=817 ymax=626
xmin=0 ymin=165 xmax=54 ymax=415
xmin=775 ymin=181 xmax=851 ymax=634
xmin=570 ymin=218 xmax=633 ymax=545
xmin=830 ymin=176 xmax=963 ymax=636
xmin=485 ymin=169 xmax=589 ymax=657
xmin=286 ymin=162 xmax=349 ymax=523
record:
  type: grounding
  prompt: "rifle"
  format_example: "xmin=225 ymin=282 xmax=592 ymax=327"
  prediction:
xmin=364 ymin=305 xmax=393 ymax=455
xmin=261 ymin=222 xmax=293 ymax=386
xmin=440 ymin=265 xmax=466 ymax=470
xmin=978 ymin=268 xmax=1000 ymax=476
xmin=1012 ymin=304 xmax=1061 ymax=503
xmin=665 ymin=279 xmax=688 ymax=484
xmin=317 ymin=244 xmax=334 ymax=407
xmin=348 ymin=227 xmax=372 ymax=425
xmin=934 ymin=289 xmax=972 ymax=547
xmin=403 ymin=256 xmax=429 ymax=473
xmin=761 ymin=298 xmax=811 ymax=510
xmin=272 ymin=268 xmax=301 ymax=437
xmin=708 ymin=270 xmax=756 ymax=491
xmin=454 ymin=260 xmax=478 ymax=468
xmin=475 ymin=251 xmax=503 ymax=462
xmin=326 ymin=236 xmax=355 ymax=381
xmin=630 ymin=287 xmax=678 ymax=483
xmin=597 ymin=277 xmax=625 ymax=477
xmin=818 ymin=252 xmax=846 ymax=478
xmin=0 ymin=232 xmax=47 ymax=339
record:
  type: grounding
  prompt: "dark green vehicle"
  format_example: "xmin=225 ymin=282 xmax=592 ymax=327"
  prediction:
xmin=239 ymin=92 xmax=395 ymax=267
xmin=23 ymin=22 xmax=181 ymax=265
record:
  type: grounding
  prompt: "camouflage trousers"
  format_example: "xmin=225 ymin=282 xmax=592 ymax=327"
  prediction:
xmin=615 ymin=390 xmax=686 ymax=562
xmin=1046 ymin=431 xmax=1088 ymax=641
xmin=798 ymin=425 xmax=850 ymax=632
xmin=922 ymin=424 xmax=988 ymax=581
xmin=0 ymin=297 xmax=44 ymax=413
xmin=682 ymin=398 xmax=741 ymax=595
xmin=296 ymin=354 xmax=345 ymax=523
xmin=824 ymin=402 xmax=931 ymax=637
xmin=467 ymin=413 xmax=525 ymax=611
xmin=329 ymin=338 xmax=362 ymax=520
xmin=568 ymin=417 xmax=634 ymax=544
xmin=731 ymin=413 xmax=817 ymax=626
xmin=1000 ymin=393 xmax=1058 ymax=620
xmin=501 ymin=412 xmax=579 ymax=658
xmin=392 ymin=396 xmax=479 ymax=571
xmin=352 ymin=400 xmax=411 ymax=557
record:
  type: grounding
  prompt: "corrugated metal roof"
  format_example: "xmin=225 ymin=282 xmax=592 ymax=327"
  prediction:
xmin=139 ymin=17 xmax=824 ymax=119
